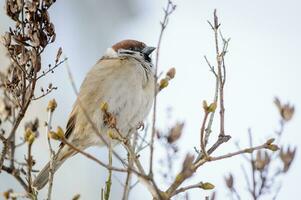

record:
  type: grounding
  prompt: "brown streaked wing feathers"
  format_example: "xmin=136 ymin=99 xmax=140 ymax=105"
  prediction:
xmin=59 ymin=114 xmax=76 ymax=147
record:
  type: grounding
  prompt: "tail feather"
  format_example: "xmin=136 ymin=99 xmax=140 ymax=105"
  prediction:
xmin=33 ymin=148 xmax=75 ymax=190
xmin=33 ymin=158 xmax=63 ymax=190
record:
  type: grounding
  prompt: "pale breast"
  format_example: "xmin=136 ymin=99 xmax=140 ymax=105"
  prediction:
xmin=71 ymin=57 xmax=155 ymax=147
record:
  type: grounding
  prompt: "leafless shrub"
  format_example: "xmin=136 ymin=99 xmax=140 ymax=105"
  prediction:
xmin=0 ymin=0 xmax=65 ymax=198
xmin=0 ymin=0 xmax=295 ymax=200
xmin=223 ymin=98 xmax=296 ymax=200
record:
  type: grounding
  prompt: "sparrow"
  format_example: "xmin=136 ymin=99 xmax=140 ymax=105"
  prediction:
xmin=33 ymin=39 xmax=156 ymax=190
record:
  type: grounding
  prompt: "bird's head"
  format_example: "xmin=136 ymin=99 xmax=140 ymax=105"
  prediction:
xmin=104 ymin=39 xmax=156 ymax=66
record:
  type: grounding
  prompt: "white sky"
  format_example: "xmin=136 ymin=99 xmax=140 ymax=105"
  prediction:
xmin=1 ymin=0 xmax=300 ymax=199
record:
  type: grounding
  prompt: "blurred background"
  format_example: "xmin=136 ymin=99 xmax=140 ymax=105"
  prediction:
xmin=1 ymin=0 xmax=300 ymax=199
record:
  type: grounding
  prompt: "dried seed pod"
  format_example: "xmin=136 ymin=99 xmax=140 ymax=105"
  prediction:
xmin=0 ymin=98 xmax=12 ymax=119
xmin=280 ymin=146 xmax=297 ymax=172
xmin=19 ymin=50 xmax=29 ymax=66
xmin=274 ymin=97 xmax=295 ymax=122
xmin=26 ymin=1 xmax=38 ymax=12
xmin=254 ymin=150 xmax=270 ymax=171
xmin=181 ymin=153 xmax=195 ymax=178
xmin=47 ymin=23 xmax=55 ymax=36
xmin=31 ymin=31 xmax=40 ymax=47
xmin=167 ymin=122 xmax=184 ymax=143
xmin=225 ymin=173 xmax=234 ymax=189
xmin=39 ymin=30 xmax=48 ymax=47
xmin=1 ymin=32 xmax=11 ymax=46
xmin=55 ymin=47 xmax=62 ymax=64
xmin=12 ymin=44 xmax=22 ymax=55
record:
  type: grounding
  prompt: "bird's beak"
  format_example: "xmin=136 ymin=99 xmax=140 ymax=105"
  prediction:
xmin=142 ymin=46 xmax=156 ymax=56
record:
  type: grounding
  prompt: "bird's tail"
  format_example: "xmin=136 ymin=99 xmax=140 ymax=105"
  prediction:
xmin=33 ymin=147 xmax=75 ymax=190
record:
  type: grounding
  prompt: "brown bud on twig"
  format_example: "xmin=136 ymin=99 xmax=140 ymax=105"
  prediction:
xmin=159 ymin=78 xmax=169 ymax=90
xmin=166 ymin=67 xmax=176 ymax=79
xmin=199 ymin=182 xmax=215 ymax=190
xmin=158 ymin=68 xmax=176 ymax=92
xmin=48 ymin=126 xmax=65 ymax=140
xmin=265 ymin=144 xmax=279 ymax=152
xmin=24 ymin=128 xmax=35 ymax=144
xmin=208 ymin=102 xmax=217 ymax=113
xmin=265 ymin=138 xmax=275 ymax=145
xmin=203 ymin=100 xmax=217 ymax=113
xmin=47 ymin=99 xmax=57 ymax=112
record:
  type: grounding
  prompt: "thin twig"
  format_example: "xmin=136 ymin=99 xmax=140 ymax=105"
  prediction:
xmin=103 ymin=142 xmax=113 ymax=200
xmin=36 ymin=58 xmax=67 ymax=81
xmin=150 ymin=0 xmax=176 ymax=177
xmin=1 ymin=165 xmax=28 ymax=190
xmin=60 ymin=137 xmax=127 ymax=173
xmin=241 ymin=165 xmax=251 ymax=193
xmin=173 ymin=182 xmax=203 ymax=196
xmin=231 ymin=187 xmax=241 ymax=200
xmin=195 ymin=9 xmax=231 ymax=163
xmin=0 ymin=136 xmax=8 ymax=172
xmin=46 ymin=110 xmax=55 ymax=200
xmin=26 ymin=142 xmax=33 ymax=193
xmin=211 ymin=9 xmax=226 ymax=137
xmin=122 ymin=153 xmax=133 ymax=200
xmin=195 ymin=143 xmax=270 ymax=168
xmin=122 ymin=132 xmax=138 ymax=200
xmin=200 ymin=112 xmax=209 ymax=157
xmin=165 ymin=141 xmax=273 ymax=198
xmin=248 ymin=130 xmax=257 ymax=200
xmin=32 ymin=87 xmax=57 ymax=101
xmin=204 ymin=55 xmax=219 ymax=147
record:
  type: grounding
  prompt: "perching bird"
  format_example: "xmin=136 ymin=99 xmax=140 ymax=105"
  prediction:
xmin=33 ymin=39 xmax=156 ymax=190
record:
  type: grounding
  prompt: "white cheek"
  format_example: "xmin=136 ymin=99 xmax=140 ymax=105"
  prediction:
xmin=103 ymin=48 xmax=118 ymax=58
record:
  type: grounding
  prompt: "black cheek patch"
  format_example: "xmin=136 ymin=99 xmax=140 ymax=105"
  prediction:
xmin=143 ymin=54 xmax=152 ymax=63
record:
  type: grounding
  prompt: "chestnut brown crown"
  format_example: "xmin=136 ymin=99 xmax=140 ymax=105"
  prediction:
xmin=112 ymin=39 xmax=146 ymax=52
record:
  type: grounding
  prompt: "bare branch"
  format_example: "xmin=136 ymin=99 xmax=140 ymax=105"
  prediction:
xmin=150 ymin=0 xmax=176 ymax=178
